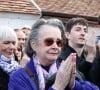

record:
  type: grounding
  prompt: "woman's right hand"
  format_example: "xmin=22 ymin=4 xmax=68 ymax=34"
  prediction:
xmin=68 ymin=53 xmax=76 ymax=88
xmin=52 ymin=53 xmax=76 ymax=90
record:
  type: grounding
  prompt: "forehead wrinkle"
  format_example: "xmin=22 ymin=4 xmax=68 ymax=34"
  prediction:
xmin=39 ymin=25 xmax=61 ymax=39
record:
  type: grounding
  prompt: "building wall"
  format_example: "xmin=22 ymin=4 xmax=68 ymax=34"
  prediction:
xmin=0 ymin=12 xmax=40 ymax=29
xmin=88 ymin=27 xmax=100 ymax=37
xmin=0 ymin=12 xmax=100 ymax=38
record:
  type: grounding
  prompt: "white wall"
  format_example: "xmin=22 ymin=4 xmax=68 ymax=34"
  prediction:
xmin=88 ymin=26 xmax=100 ymax=37
xmin=0 ymin=12 xmax=40 ymax=29
xmin=0 ymin=12 xmax=100 ymax=37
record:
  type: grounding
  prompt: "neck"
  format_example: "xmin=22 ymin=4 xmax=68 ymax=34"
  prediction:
xmin=35 ymin=56 xmax=51 ymax=66
xmin=0 ymin=54 xmax=13 ymax=61
xmin=69 ymin=43 xmax=84 ymax=56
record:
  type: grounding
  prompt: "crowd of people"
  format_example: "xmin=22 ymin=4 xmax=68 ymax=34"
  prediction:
xmin=0 ymin=17 xmax=100 ymax=90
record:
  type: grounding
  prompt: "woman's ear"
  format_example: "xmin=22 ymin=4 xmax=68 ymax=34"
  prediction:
xmin=65 ymin=32 xmax=70 ymax=39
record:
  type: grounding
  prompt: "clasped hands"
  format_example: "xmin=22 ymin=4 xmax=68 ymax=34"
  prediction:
xmin=52 ymin=53 xmax=76 ymax=90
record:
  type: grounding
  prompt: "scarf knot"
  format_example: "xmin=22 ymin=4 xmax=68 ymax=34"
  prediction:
xmin=33 ymin=55 xmax=57 ymax=90
xmin=0 ymin=55 xmax=20 ymax=74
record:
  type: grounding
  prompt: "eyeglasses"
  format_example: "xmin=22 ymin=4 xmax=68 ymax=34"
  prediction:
xmin=43 ymin=38 xmax=64 ymax=47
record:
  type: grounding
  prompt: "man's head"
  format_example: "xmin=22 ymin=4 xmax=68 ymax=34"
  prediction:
xmin=14 ymin=29 xmax=26 ymax=49
xmin=65 ymin=17 xmax=88 ymax=48
xmin=65 ymin=17 xmax=88 ymax=33
xmin=21 ymin=25 xmax=31 ymax=41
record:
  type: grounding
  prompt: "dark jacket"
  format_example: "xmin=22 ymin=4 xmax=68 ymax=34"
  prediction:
xmin=0 ymin=67 xmax=9 ymax=90
xmin=57 ymin=45 xmax=100 ymax=88
xmin=89 ymin=56 xmax=100 ymax=87
xmin=8 ymin=58 xmax=53 ymax=90
xmin=58 ymin=45 xmax=92 ymax=80
xmin=9 ymin=57 xmax=100 ymax=90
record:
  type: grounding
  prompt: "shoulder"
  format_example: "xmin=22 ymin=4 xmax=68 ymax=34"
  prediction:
xmin=73 ymin=80 xmax=99 ymax=90
xmin=9 ymin=68 xmax=38 ymax=90
xmin=10 ymin=68 xmax=27 ymax=77
xmin=9 ymin=68 xmax=29 ymax=85
xmin=9 ymin=68 xmax=30 ymax=85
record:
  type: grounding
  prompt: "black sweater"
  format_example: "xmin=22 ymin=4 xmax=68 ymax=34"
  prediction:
xmin=57 ymin=45 xmax=100 ymax=87
xmin=58 ymin=45 xmax=92 ymax=78
xmin=0 ymin=67 xmax=9 ymax=90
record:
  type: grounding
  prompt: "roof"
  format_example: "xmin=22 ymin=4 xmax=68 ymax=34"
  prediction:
xmin=0 ymin=0 xmax=99 ymax=17
xmin=0 ymin=0 xmax=40 ymax=15
xmin=36 ymin=0 xmax=100 ymax=27
xmin=0 ymin=0 xmax=100 ymax=26
xmin=37 ymin=0 xmax=100 ymax=17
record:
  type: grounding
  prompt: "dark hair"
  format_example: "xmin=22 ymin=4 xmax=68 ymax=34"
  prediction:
xmin=25 ymin=18 xmax=66 ymax=58
xmin=65 ymin=17 xmax=88 ymax=32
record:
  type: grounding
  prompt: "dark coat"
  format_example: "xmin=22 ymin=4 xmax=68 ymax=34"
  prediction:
xmin=8 ymin=58 xmax=54 ymax=90
xmin=57 ymin=45 xmax=100 ymax=87
xmin=58 ymin=45 xmax=92 ymax=79
xmin=8 ymin=57 xmax=100 ymax=90
xmin=89 ymin=56 xmax=100 ymax=87
xmin=0 ymin=67 xmax=9 ymax=90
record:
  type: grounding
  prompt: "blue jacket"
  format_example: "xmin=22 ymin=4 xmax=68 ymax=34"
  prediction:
xmin=8 ymin=58 xmax=99 ymax=90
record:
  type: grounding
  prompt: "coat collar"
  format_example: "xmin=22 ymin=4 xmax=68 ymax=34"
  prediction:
xmin=26 ymin=57 xmax=38 ymax=79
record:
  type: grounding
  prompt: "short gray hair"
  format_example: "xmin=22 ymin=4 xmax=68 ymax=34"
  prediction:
xmin=0 ymin=26 xmax=18 ymax=46
xmin=25 ymin=18 xmax=66 ymax=58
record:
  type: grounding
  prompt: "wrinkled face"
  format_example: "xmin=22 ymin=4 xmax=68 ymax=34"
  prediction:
xmin=66 ymin=24 xmax=88 ymax=47
xmin=31 ymin=25 xmax=63 ymax=66
xmin=0 ymin=37 xmax=17 ymax=58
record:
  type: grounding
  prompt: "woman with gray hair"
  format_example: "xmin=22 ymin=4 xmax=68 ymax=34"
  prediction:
xmin=0 ymin=26 xmax=20 ymax=90
xmin=8 ymin=18 xmax=99 ymax=90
